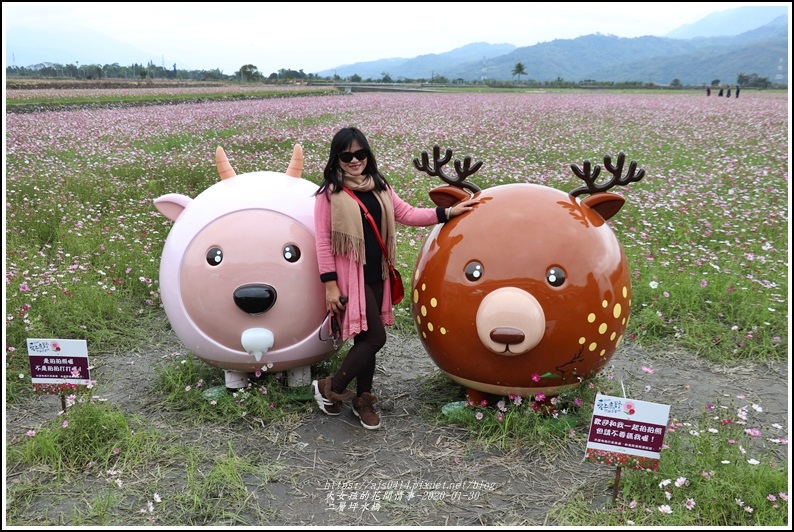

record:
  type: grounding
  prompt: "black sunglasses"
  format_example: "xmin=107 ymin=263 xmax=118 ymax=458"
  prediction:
xmin=338 ymin=149 xmax=369 ymax=163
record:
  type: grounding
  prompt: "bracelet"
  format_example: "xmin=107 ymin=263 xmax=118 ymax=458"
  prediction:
xmin=446 ymin=207 xmax=452 ymax=219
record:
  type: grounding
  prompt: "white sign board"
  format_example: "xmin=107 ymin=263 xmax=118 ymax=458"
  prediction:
xmin=585 ymin=392 xmax=671 ymax=471
xmin=27 ymin=338 xmax=91 ymax=386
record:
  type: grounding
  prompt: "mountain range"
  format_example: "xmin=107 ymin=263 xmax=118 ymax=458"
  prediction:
xmin=317 ymin=5 xmax=789 ymax=85
xmin=5 ymin=5 xmax=789 ymax=86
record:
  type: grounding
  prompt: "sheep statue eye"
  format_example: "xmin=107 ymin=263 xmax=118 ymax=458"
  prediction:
xmin=283 ymin=244 xmax=301 ymax=263
xmin=206 ymin=247 xmax=223 ymax=266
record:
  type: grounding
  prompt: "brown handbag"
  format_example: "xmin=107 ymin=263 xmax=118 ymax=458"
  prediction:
xmin=341 ymin=187 xmax=404 ymax=304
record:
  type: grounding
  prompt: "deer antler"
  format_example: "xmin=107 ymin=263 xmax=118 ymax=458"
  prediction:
xmin=569 ymin=152 xmax=645 ymax=197
xmin=413 ymin=144 xmax=482 ymax=193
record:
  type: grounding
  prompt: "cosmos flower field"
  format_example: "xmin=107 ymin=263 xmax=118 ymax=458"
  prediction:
xmin=4 ymin=90 xmax=789 ymax=363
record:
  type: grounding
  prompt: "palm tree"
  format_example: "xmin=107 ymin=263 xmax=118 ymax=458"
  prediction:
xmin=512 ymin=62 xmax=527 ymax=82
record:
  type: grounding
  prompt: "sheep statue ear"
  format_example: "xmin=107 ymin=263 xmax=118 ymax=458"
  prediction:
xmin=286 ymin=144 xmax=304 ymax=178
xmin=216 ymin=146 xmax=237 ymax=180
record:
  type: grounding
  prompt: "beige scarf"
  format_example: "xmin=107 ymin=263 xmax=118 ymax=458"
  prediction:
xmin=330 ymin=172 xmax=396 ymax=278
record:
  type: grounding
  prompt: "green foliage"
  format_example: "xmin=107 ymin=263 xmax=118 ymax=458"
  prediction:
xmin=154 ymin=354 xmax=315 ymax=425
xmin=418 ymin=371 xmax=622 ymax=451
xmin=547 ymin=396 xmax=789 ymax=526
xmin=9 ymin=398 xmax=162 ymax=473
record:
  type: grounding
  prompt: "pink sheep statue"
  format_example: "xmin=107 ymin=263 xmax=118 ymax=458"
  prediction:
xmin=154 ymin=146 xmax=337 ymax=389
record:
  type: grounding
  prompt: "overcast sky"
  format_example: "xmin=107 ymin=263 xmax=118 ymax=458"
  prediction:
xmin=3 ymin=2 xmax=789 ymax=75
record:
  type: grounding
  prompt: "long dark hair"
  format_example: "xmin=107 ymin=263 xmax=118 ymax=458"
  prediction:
xmin=316 ymin=127 xmax=389 ymax=196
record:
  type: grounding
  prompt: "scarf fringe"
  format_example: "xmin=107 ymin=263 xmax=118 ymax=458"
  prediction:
xmin=331 ymin=231 xmax=366 ymax=264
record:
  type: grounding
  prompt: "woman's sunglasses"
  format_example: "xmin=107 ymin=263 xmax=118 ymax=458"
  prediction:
xmin=338 ymin=149 xmax=369 ymax=163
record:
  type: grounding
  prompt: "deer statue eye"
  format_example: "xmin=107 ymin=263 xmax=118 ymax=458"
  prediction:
xmin=547 ymin=266 xmax=566 ymax=287
xmin=282 ymin=244 xmax=301 ymax=263
xmin=464 ymin=261 xmax=484 ymax=282
xmin=206 ymin=247 xmax=223 ymax=266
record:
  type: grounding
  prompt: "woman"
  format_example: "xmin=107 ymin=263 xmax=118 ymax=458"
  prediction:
xmin=312 ymin=127 xmax=477 ymax=429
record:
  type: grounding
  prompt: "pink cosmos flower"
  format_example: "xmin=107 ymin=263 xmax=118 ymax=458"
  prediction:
xmin=641 ymin=366 xmax=654 ymax=374
xmin=475 ymin=412 xmax=483 ymax=420
xmin=700 ymin=279 xmax=708 ymax=287
xmin=531 ymin=373 xmax=540 ymax=382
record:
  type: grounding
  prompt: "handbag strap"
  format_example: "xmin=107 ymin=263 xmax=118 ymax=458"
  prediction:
xmin=341 ymin=186 xmax=392 ymax=264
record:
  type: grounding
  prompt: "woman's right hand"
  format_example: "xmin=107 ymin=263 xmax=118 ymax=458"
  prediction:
xmin=325 ymin=282 xmax=346 ymax=315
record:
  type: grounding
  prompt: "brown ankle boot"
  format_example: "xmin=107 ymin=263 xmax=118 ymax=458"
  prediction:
xmin=312 ymin=377 xmax=354 ymax=416
xmin=352 ymin=392 xmax=381 ymax=429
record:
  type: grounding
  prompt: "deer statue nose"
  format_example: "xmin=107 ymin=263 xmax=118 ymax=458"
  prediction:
xmin=490 ymin=327 xmax=525 ymax=345
xmin=233 ymin=284 xmax=277 ymax=315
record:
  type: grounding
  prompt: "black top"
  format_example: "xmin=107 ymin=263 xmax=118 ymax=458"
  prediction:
xmin=354 ymin=190 xmax=385 ymax=283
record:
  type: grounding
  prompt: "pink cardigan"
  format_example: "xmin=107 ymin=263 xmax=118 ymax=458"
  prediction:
xmin=314 ymin=186 xmax=441 ymax=340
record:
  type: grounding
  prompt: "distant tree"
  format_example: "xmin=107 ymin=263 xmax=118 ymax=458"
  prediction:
xmin=138 ymin=68 xmax=148 ymax=79
xmin=670 ymin=78 xmax=682 ymax=87
xmin=239 ymin=64 xmax=260 ymax=82
xmin=381 ymin=72 xmax=392 ymax=83
xmin=711 ymin=79 xmax=721 ymax=87
xmin=350 ymin=74 xmax=362 ymax=82
xmin=512 ymin=62 xmax=527 ymax=82
xmin=737 ymin=72 xmax=769 ymax=88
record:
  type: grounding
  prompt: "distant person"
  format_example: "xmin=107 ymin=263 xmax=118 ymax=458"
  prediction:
xmin=727 ymin=88 xmax=732 ymax=98
xmin=735 ymin=86 xmax=740 ymax=98
xmin=718 ymin=88 xmax=724 ymax=97
xmin=706 ymin=87 xmax=711 ymax=96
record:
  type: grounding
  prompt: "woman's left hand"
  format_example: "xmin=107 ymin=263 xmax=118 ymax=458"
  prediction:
xmin=449 ymin=198 xmax=479 ymax=218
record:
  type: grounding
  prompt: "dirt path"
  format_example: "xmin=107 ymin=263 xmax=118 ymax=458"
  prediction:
xmin=5 ymin=330 xmax=789 ymax=526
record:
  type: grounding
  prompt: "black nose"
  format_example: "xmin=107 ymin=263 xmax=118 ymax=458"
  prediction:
xmin=233 ymin=284 xmax=277 ymax=315
xmin=490 ymin=327 xmax=525 ymax=345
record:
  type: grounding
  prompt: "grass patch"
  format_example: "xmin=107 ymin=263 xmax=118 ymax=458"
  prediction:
xmin=547 ymin=395 xmax=788 ymax=526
